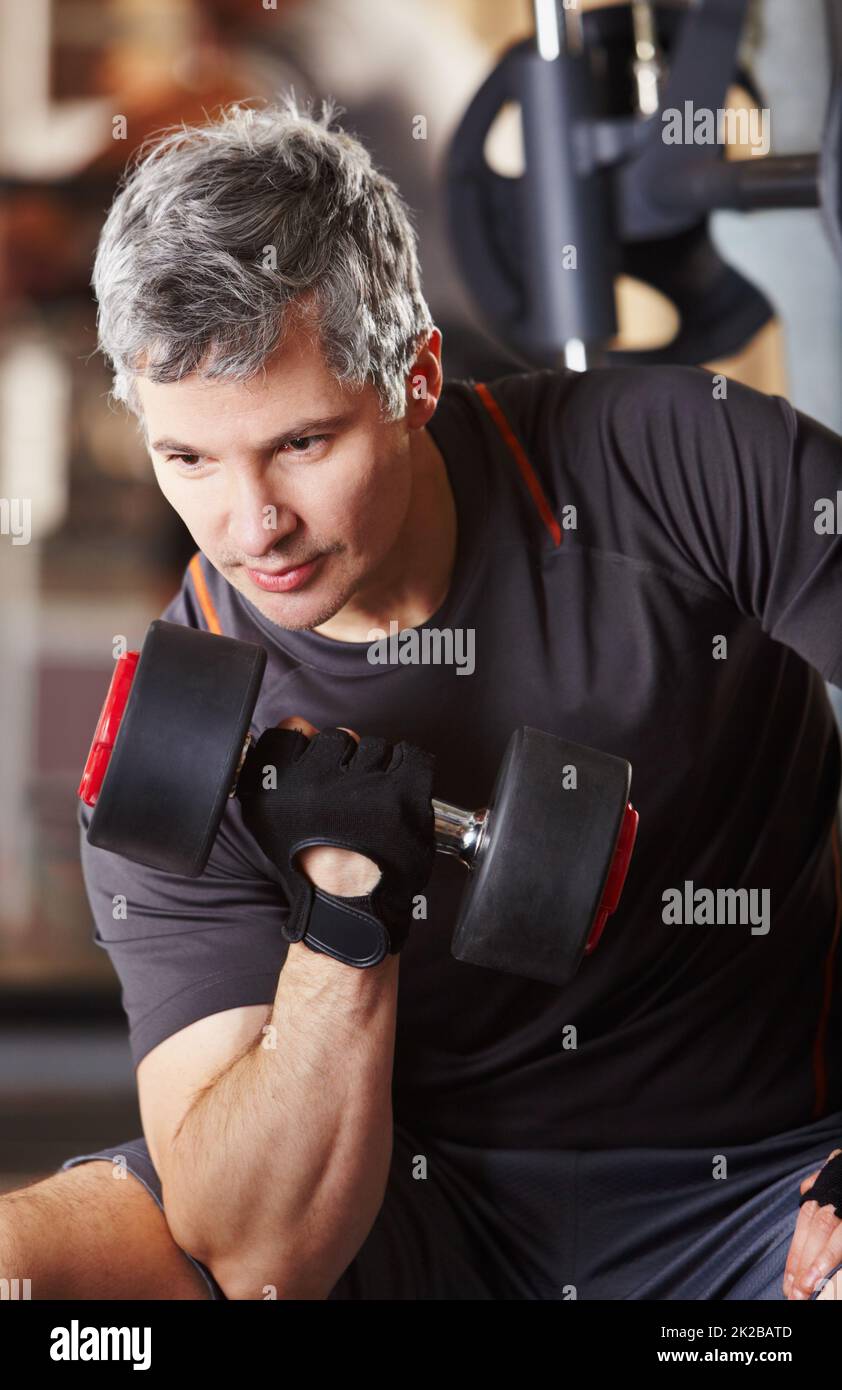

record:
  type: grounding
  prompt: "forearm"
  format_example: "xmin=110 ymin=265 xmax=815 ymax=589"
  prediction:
xmin=161 ymin=941 xmax=400 ymax=1299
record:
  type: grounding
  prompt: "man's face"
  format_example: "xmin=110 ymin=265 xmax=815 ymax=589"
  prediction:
xmin=137 ymin=325 xmax=430 ymax=633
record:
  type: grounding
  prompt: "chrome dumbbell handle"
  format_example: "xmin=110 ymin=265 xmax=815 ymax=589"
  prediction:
xmin=432 ymin=799 xmax=489 ymax=868
xmin=230 ymin=734 xmax=488 ymax=870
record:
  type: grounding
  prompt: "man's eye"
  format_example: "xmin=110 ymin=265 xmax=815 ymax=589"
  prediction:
xmin=281 ymin=435 xmax=328 ymax=454
xmin=166 ymin=454 xmax=202 ymax=469
xmin=164 ymin=435 xmax=328 ymax=470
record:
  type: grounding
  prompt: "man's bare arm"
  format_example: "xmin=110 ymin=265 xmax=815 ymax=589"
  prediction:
xmin=160 ymin=937 xmax=399 ymax=1301
xmin=154 ymin=716 xmax=417 ymax=1302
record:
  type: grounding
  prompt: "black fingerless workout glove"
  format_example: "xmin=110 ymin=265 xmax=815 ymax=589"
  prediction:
xmin=236 ymin=727 xmax=436 ymax=968
xmin=799 ymin=1150 xmax=842 ymax=1220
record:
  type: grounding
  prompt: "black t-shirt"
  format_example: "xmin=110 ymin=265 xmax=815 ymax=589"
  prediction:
xmin=78 ymin=363 xmax=842 ymax=1150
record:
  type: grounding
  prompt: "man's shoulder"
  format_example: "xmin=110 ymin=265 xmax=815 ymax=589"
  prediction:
xmin=473 ymin=361 xmax=772 ymax=477
xmin=477 ymin=360 xmax=723 ymax=415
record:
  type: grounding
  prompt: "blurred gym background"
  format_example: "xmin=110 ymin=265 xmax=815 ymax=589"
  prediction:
xmin=1 ymin=0 xmax=841 ymax=1190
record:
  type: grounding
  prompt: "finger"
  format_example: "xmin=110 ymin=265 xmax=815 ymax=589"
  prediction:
xmin=784 ymin=1201 xmax=818 ymax=1296
xmin=277 ymin=716 xmax=319 ymax=738
xmin=791 ymin=1201 xmax=841 ymax=1298
xmin=388 ymin=740 xmax=436 ymax=776
xmin=800 ymin=1219 xmax=842 ymax=1299
xmin=350 ymin=735 xmax=392 ymax=773
xmin=800 ymin=1168 xmax=821 ymax=1195
xmin=790 ymin=1149 xmax=842 ymax=1296
xmin=789 ymin=1149 xmax=839 ymax=1295
xmin=298 ymin=727 xmax=359 ymax=773
xmin=798 ymin=1149 xmax=841 ymax=1196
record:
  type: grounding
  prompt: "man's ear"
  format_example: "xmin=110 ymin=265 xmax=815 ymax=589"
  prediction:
xmin=405 ymin=326 xmax=443 ymax=419
xmin=420 ymin=325 xmax=443 ymax=388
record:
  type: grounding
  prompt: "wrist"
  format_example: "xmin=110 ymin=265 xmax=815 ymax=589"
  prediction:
xmin=281 ymin=938 xmax=400 ymax=1014
xmin=285 ymin=935 xmax=399 ymax=980
xmin=295 ymin=844 xmax=381 ymax=897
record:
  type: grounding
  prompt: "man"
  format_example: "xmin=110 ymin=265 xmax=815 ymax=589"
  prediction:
xmin=3 ymin=93 xmax=842 ymax=1301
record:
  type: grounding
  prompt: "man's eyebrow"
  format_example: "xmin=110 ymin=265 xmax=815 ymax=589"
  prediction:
xmin=149 ymin=412 xmax=352 ymax=456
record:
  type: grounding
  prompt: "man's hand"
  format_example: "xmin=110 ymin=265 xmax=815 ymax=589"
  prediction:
xmin=783 ymin=1148 xmax=842 ymax=1299
xmin=275 ymin=717 xmax=381 ymax=897
xmin=236 ymin=711 xmax=436 ymax=964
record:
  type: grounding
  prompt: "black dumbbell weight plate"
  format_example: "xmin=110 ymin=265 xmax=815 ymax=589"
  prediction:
xmin=451 ymin=727 xmax=631 ymax=986
xmin=87 ymin=620 xmax=266 ymax=876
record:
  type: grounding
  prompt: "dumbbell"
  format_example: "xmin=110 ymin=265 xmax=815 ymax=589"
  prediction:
xmin=77 ymin=620 xmax=639 ymax=987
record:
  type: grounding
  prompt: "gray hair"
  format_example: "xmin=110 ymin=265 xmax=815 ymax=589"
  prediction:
xmin=92 ymin=92 xmax=435 ymax=422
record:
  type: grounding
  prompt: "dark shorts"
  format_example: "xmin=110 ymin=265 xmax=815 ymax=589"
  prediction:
xmin=59 ymin=1105 xmax=842 ymax=1301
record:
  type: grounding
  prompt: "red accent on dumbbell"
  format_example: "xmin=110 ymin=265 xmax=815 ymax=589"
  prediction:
xmin=77 ymin=652 xmax=140 ymax=807
xmin=584 ymin=802 xmax=639 ymax=955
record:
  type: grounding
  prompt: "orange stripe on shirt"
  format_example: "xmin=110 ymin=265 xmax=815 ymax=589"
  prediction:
xmin=473 ymin=382 xmax=562 ymax=549
xmin=188 ymin=552 xmax=223 ymax=635
xmin=811 ymin=816 xmax=842 ymax=1117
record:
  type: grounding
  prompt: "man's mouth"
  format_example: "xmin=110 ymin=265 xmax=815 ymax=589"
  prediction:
xmin=244 ymin=555 xmax=323 ymax=593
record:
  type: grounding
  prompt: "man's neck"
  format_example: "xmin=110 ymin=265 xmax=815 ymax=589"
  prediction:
xmin=313 ymin=425 xmax=456 ymax=642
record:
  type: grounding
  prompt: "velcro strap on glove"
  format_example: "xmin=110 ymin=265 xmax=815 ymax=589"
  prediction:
xmin=299 ymin=890 xmax=391 ymax=967
xmin=237 ymin=726 xmax=436 ymax=964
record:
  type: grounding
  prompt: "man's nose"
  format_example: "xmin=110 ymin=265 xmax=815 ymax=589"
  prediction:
xmin=227 ymin=475 xmax=298 ymax=555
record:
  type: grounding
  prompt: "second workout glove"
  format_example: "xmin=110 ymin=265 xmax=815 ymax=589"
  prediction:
xmin=236 ymin=726 xmax=437 ymax=967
